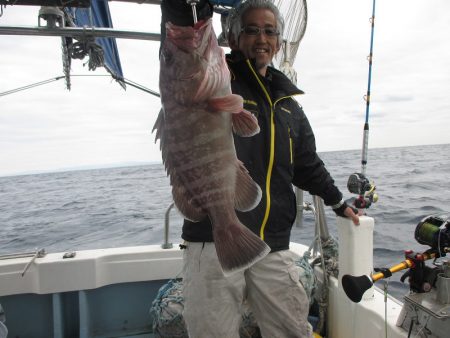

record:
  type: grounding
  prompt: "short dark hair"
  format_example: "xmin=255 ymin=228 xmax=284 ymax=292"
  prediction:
xmin=226 ymin=0 xmax=284 ymax=47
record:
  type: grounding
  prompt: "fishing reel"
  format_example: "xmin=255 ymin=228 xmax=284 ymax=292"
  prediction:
xmin=415 ymin=215 xmax=450 ymax=252
xmin=393 ymin=215 xmax=450 ymax=293
xmin=346 ymin=172 xmax=378 ymax=209
xmin=342 ymin=215 xmax=450 ymax=303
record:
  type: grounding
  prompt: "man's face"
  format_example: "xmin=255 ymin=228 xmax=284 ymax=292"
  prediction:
xmin=233 ymin=8 xmax=281 ymax=77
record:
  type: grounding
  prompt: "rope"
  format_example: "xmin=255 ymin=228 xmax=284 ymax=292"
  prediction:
xmin=303 ymin=203 xmax=340 ymax=335
xmin=61 ymin=37 xmax=72 ymax=90
xmin=149 ymin=279 xmax=262 ymax=338
xmin=150 ymin=265 xmax=317 ymax=338
xmin=296 ymin=253 xmax=317 ymax=303
xmin=314 ymin=237 xmax=339 ymax=278
xmin=316 ymin=237 xmax=339 ymax=335
xmin=150 ymin=279 xmax=188 ymax=338
xmin=239 ymin=304 xmax=261 ymax=338
xmin=69 ymin=37 xmax=105 ymax=71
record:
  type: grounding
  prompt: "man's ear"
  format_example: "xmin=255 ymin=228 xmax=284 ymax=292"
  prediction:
xmin=228 ymin=35 xmax=238 ymax=50
xmin=275 ymin=39 xmax=282 ymax=54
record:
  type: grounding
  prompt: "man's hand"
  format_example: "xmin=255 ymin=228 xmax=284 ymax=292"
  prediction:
xmin=332 ymin=201 xmax=361 ymax=225
xmin=343 ymin=206 xmax=360 ymax=225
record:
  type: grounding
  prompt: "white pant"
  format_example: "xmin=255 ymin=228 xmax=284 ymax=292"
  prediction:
xmin=182 ymin=242 xmax=313 ymax=338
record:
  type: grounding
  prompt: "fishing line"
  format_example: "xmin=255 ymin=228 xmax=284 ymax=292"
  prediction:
xmin=361 ymin=0 xmax=377 ymax=176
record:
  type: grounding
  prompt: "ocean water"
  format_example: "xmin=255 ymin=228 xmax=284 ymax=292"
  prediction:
xmin=1 ymin=143 xmax=449 ymax=300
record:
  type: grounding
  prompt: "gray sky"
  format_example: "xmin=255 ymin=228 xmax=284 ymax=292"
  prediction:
xmin=1 ymin=0 xmax=449 ymax=177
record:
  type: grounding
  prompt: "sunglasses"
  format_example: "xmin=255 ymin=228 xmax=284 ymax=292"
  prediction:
xmin=240 ymin=25 xmax=280 ymax=37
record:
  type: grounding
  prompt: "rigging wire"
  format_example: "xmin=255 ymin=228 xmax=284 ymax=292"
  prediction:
xmin=0 ymin=76 xmax=66 ymax=97
xmin=112 ymin=75 xmax=160 ymax=97
xmin=0 ymin=74 xmax=160 ymax=98
xmin=361 ymin=0 xmax=376 ymax=176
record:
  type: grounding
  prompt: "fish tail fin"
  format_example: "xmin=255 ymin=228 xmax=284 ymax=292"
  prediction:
xmin=234 ymin=160 xmax=262 ymax=212
xmin=213 ymin=221 xmax=270 ymax=275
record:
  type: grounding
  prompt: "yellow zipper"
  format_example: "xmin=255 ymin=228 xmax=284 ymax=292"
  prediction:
xmin=246 ymin=60 xmax=275 ymax=241
xmin=245 ymin=61 xmax=301 ymax=240
xmin=288 ymin=127 xmax=293 ymax=164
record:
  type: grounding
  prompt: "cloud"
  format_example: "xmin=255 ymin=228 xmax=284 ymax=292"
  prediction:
xmin=1 ymin=0 xmax=450 ymax=176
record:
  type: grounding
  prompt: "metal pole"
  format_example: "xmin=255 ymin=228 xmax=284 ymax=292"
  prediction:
xmin=0 ymin=25 xmax=161 ymax=40
xmin=313 ymin=196 xmax=330 ymax=241
xmin=295 ymin=187 xmax=304 ymax=228
xmin=162 ymin=202 xmax=174 ymax=249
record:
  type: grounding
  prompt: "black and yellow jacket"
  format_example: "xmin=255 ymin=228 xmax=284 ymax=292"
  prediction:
xmin=160 ymin=0 xmax=343 ymax=251
xmin=182 ymin=51 xmax=343 ymax=251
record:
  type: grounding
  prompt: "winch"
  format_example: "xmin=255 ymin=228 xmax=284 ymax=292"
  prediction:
xmin=397 ymin=215 xmax=450 ymax=337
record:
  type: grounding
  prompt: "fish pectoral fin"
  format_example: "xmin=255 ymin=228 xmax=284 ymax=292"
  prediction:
xmin=172 ymin=185 xmax=206 ymax=222
xmin=232 ymin=109 xmax=260 ymax=137
xmin=207 ymin=94 xmax=243 ymax=113
xmin=234 ymin=161 xmax=262 ymax=212
xmin=213 ymin=218 xmax=270 ymax=274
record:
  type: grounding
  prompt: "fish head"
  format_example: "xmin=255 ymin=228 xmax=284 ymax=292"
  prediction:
xmin=160 ymin=19 xmax=229 ymax=105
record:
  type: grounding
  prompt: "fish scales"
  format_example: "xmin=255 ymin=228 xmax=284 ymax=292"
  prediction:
xmin=154 ymin=19 xmax=270 ymax=273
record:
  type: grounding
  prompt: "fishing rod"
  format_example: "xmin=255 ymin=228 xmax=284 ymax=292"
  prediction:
xmin=342 ymin=215 xmax=450 ymax=303
xmin=346 ymin=0 xmax=378 ymax=210
xmin=361 ymin=0 xmax=376 ymax=177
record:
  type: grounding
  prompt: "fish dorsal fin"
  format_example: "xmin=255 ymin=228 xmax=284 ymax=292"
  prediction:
xmin=234 ymin=161 xmax=262 ymax=212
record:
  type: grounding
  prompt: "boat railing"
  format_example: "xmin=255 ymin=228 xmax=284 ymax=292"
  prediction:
xmin=161 ymin=189 xmax=332 ymax=254
xmin=0 ymin=248 xmax=45 ymax=261
xmin=162 ymin=202 xmax=175 ymax=249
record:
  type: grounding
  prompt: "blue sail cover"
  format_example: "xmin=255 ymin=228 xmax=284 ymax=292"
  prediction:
xmin=66 ymin=0 xmax=125 ymax=87
xmin=210 ymin=0 xmax=243 ymax=6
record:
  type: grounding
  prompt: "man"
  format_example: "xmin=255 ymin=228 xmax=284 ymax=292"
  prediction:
xmin=160 ymin=1 xmax=359 ymax=337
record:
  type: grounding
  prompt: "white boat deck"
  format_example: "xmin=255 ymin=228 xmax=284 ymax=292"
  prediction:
xmin=0 ymin=218 xmax=411 ymax=337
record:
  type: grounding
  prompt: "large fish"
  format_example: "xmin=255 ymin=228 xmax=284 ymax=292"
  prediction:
xmin=154 ymin=18 xmax=270 ymax=273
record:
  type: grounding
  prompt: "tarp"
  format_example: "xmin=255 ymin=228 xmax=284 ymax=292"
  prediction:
xmin=210 ymin=0 xmax=243 ymax=7
xmin=65 ymin=0 xmax=125 ymax=88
